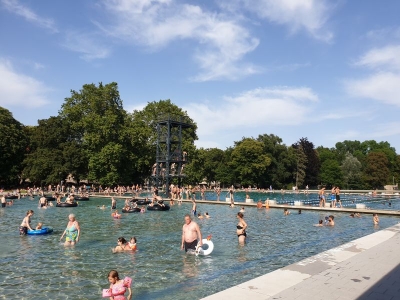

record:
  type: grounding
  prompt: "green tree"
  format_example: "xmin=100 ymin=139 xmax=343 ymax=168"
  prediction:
xmin=0 ymin=107 xmax=28 ymax=186
xmin=215 ymin=147 xmax=235 ymax=187
xmin=59 ymin=82 xmax=133 ymax=185
xmin=320 ymin=159 xmax=343 ymax=187
xmin=257 ymin=134 xmax=293 ymax=188
xmin=292 ymin=138 xmax=320 ymax=186
xmin=22 ymin=116 xmax=87 ymax=186
xmin=363 ymin=152 xmax=390 ymax=189
xmin=230 ymin=138 xmax=271 ymax=187
xmin=341 ymin=152 xmax=362 ymax=189
xmin=294 ymin=145 xmax=307 ymax=188
xmin=186 ymin=148 xmax=225 ymax=184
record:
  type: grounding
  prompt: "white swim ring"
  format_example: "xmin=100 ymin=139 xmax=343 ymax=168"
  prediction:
xmin=195 ymin=239 xmax=214 ymax=256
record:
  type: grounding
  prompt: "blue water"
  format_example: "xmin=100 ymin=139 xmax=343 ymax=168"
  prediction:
xmin=0 ymin=195 xmax=399 ymax=299
xmin=198 ymin=190 xmax=400 ymax=210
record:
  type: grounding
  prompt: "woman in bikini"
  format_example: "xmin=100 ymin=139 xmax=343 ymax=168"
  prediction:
xmin=236 ymin=212 xmax=247 ymax=245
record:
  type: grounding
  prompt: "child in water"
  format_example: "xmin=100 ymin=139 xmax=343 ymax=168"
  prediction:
xmin=129 ymin=237 xmax=137 ymax=251
xmin=104 ymin=270 xmax=132 ymax=300
xmin=36 ymin=222 xmax=43 ymax=230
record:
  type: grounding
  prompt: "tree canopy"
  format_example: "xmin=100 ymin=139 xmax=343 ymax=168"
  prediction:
xmin=1 ymin=82 xmax=400 ymax=189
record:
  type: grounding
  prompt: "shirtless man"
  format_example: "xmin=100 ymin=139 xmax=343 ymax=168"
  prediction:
xmin=181 ymin=214 xmax=202 ymax=252
xmin=335 ymin=186 xmax=342 ymax=208
xmin=38 ymin=196 xmax=47 ymax=208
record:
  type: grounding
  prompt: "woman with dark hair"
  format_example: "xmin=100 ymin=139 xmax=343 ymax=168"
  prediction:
xmin=236 ymin=212 xmax=247 ymax=245
xmin=113 ymin=237 xmax=132 ymax=252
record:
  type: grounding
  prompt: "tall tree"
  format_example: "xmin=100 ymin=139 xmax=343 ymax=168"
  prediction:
xmin=59 ymin=82 xmax=132 ymax=185
xmin=363 ymin=152 xmax=390 ymax=189
xmin=292 ymin=138 xmax=319 ymax=187
xmin=320 ymin=159 xmax=343 ymax=187
xmin=22 ymin=116 xmax=87 ymax=186
xmin=341 ymin=152 xmax=362 ymax=189
xmin=230 ymin=138 xmax=271 ymax=187
xmin=294 ymin=145 xmax=307 ymax=188
xmin=257 ymin=134 xmax=293 ymax=188
xmin=0 ymin=107 xmax=28 ymax=186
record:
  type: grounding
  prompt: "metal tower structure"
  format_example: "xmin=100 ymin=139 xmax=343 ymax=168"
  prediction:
xmin=151 ymin=114 xmax=193 ymax=197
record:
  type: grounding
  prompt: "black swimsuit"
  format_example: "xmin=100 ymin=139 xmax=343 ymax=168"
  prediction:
xmin=237 ymin=225 xmax=247 ymax=237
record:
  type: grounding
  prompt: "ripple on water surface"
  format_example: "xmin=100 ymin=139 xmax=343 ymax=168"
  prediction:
xmin=0 ymin=196 xmax=398 ymax=299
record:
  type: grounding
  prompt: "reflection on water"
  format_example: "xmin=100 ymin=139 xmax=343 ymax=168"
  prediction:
xmin=0 ymin=196 xmax=399 ymax=299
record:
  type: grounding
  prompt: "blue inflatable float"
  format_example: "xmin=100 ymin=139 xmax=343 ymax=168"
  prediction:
xmin=27 ymin=227 xmax=53 ymax=235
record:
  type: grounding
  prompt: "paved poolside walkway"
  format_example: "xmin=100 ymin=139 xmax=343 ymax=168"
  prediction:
xmin=202 ymin=223 xmax=400 ymax=300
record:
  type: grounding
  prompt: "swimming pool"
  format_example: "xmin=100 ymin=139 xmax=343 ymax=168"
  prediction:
xmin=0 ymin=196 xmax=398 ymax=299
xmin=199 ymin=190 xmax=400 ymax=210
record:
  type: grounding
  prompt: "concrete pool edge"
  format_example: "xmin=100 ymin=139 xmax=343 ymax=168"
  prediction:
xmin=201 ymin=223 xmax=400 ymax=300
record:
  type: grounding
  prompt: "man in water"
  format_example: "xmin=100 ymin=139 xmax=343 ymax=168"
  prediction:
xmin=181 ymin=214 xmax=202 ymax=252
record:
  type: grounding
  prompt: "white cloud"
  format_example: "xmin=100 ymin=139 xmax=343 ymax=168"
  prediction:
xmin=1 ymin=0 xmax=58 ymax=33
xmin=0 ymin=59 xmax=50 ymax=107
xmin=345 ymin=72 xmax=400 ymax=107
xmin=346 ymin=44 xmax=400 ymax=107
xmin=365 ymin=27 xmax=400 ymax=41
xmin=99 ymin=0 xmax=259 ymax=81
xmin=236 ymin=0 xmax=334 ymax=42
xmin=184 ymin=86 xmax=318 ymax=137
xmin=355 ymin=45 xmax=400 ymax=71
xmin=62 ymin=31 xmax=111 ymax=61
xmin=369 ymin=122 xmax=400 ymax=139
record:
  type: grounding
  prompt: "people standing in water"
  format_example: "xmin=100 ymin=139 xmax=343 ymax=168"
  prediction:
xmin=335 ymin=186 xmax=342 ymax=208
xmin=181 ymin=214 xmax=202 ymax=253
xmin=60 ymin=214 xmax=80 ymax=246
xmin=113 ymin=237 xmax=132 ymax=252
xmin=106 ymin=270 xmax=132 ymax=300
xmin=256 ymin=200 xmax=263 ymax=209
xmin=229 ymin=186 xmax=234 ymax=204
xmin=327 ymin=215 xmax=335 ymax=226
xmin=265 ymin=198 xmax=270 ymax=209
xmin=1 ymin=194 xmax=6 ymax=208
xmin=111 ymin=197 xmax=117 ymax=209
xmin=38 ymin=195 xmax=47 ymax=208
xmin=111 ymin=210 xmax=121 ymax=219
xmin=129 ymin=237 xmax=137 ymax=251
xmin=373 ymin=213 xmax=379 ymax=225
xmin=20 ymin=210 xmax=34 ymax=235
xmin=236 ymin=212 xmax=247 ymax=245
xmin=314 ymin=220 xmax=324 ymax=227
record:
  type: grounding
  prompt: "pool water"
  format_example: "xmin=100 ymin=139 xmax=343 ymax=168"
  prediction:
xmin=0 ymin=196 xmax=399 ymax=300
xmin=201 ymin=190 xmax=400 ymax=210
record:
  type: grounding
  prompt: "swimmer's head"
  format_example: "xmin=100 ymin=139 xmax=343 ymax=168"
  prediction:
xmin=108 ymin=270 xmax=120 ymax=283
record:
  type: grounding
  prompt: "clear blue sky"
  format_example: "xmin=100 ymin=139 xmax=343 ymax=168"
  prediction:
xmin=1 ymin=0 xmax=400 ymax=152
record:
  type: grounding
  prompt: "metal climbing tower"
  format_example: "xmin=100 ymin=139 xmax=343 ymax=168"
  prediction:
xmin=151 ymin=114 xmax=193 ymax=197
